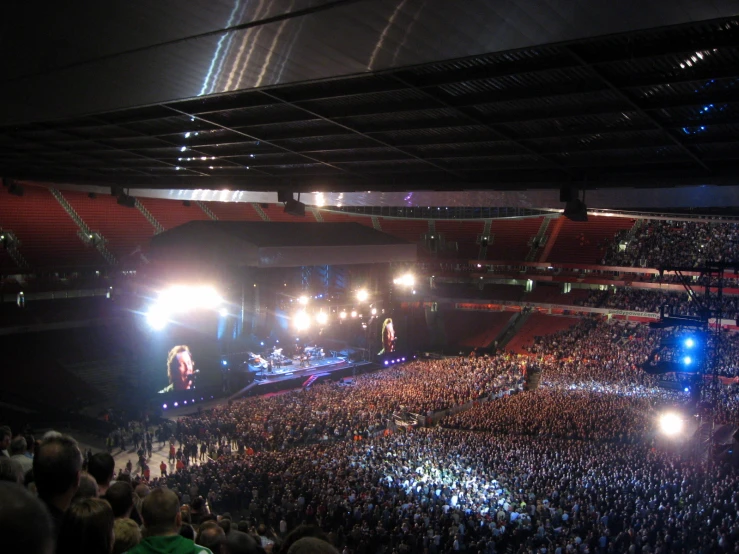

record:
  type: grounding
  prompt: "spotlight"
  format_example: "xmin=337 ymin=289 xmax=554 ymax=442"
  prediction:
xmin=394 ymin=273 xmax=415 ymax=287
xmin=162 ymin=404 xmax=167 ymax=409
xmin=174 ymin=402 xmax=179 ymax=407
xmin=339 ymin=311 xmax=347 ymax=319
xmin=218 ymin=307 xmax=228 ymax=317
xmin=384 ymin=361 xmax=389 ymax=366
xmin=222 ymin=360 xmax=228 ymax=366
xmin=146 ymin=307 xmax=168 ymax=330
xmin=659 ymin=412 xmax=684 ymax=436
xmin=294 ymin=311 xmax=311 ymax=331
xmin=684 ymin=387 xmax=690 ymax=393
xmin=316 ymin=312 xmax=328 ymax=325
xmin=371 ymin=308 xmax=377 ymax=315
xmin=682 ymin=356 xmax=693 ymax=366
xmin=356 ymin=289 xmax=369 ymax=302
xmin=684 ymin=338 xmax=695 ymax=349
xmin=260 ymin=341 xmax=265 ymax=346
xmin=350 ymin=310 xmax=358 ymax=318
xmin=298 ymin=295 xmax=309 ymax=305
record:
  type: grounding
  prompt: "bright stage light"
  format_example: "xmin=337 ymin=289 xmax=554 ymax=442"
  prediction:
xmin=294 ymin=311 xmax=311 ymax=331
xmin=146 ymin=307 xmax=168 ymax=330
xmin=371 ymin=308 xmax=377 ymax=315
xmin=394 ymin=273 xmax=415 ymax=287
xmin=157 ymin=285 xmax=222 ymax=313
xmin=339 ymin=311 xmax=347 ymax=319
xmin=316 ymin=311 xmax=328 ymax=325
xmin=298 ymin=295 xmax=309 ymax=305
xmin=350 ymin=310 xmax=358 ymax=318
xmin=659 ymin=412 xmax=684 ymax=436
xmin=684 ymin=337 xmax=695 ymax=348
xmin=218 ymin=307 xmax=228 ymax=317
xmin=356 ymin=289 xmax=369 ymax=302
xmin=683 ymin=356 xmax=693 ymax=366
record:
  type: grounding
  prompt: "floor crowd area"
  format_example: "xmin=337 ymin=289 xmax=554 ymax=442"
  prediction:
xmin=4 ymin=318 xmax=739 ymax=554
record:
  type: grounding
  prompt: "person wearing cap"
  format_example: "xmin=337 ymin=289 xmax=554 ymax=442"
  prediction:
xmin=127 ymin=488 xmax=213 ymax=554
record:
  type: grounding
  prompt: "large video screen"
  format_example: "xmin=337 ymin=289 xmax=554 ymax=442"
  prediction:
xmin=143 ymin=314 xmax=223 ymax=395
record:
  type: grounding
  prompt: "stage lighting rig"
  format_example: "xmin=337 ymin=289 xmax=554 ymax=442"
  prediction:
xmin=356 ymin=289 xmax=369 ymax=302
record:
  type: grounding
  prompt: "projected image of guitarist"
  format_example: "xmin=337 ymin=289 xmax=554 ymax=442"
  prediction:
xmin=379 ymin=318 xmax=396 ymax=355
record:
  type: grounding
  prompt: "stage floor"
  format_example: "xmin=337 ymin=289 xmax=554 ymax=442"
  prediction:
xmin=253 ymin=356 xmax=351 ymax=384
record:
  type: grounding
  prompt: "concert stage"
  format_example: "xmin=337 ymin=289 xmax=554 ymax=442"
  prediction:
xmin=230 ymin=356 xmax=374 ymax=399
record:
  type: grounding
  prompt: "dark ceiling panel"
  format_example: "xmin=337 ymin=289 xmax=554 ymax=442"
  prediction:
xmin=3 ymin=14 xmax=739 ymax=195
xmin=2 ymin=0 xmax=739 ymax=125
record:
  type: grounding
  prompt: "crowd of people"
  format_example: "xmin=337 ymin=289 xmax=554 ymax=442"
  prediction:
xmin=167 ymin=357 xmax=523 ymax=453
xmin=444 ymin=388 xmax=661 ymax=442
xmin=576 ymin=287 xmax=739 ymax=320
xmin=5 ymin=308 xmax=739 ymax=553
xmin=603 ymin=219 xmax=739 ymax=268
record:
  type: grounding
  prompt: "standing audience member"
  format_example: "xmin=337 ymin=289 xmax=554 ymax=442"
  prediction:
xmin=88 ymin=452 xmax=116 ymax=496
xmin=73 ymin=472 xmax=100 ymax=501
xmin=0 ymin=456 xmax=24 ymax=483
xmin=33 ymin=434 xmax=83 ymax=534
xmin=57 ymin=497 xmax=115 ymax=554
xmin=105 ymin=481 xmax=136 ymax=519
xmin=127 ymin=488 xmax=213 ymax=554
xmin=9 ymin=435 xmax=33 ymax=474
xmin=113 ymin=518 xmax=142 ymax=554
xmin=0 ymin=481 xmax=55 ymax=554
xmin=0 ymin=425 xmax=11 ymax=456
xmin=196 ymin=521 xmax=225 ymax=552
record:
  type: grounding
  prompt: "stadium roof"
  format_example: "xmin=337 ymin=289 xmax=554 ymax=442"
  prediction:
xmin=148 ymin=221 xmax=417 ymax=267
xmin=1 ymin=2 xmax=739 ymax=197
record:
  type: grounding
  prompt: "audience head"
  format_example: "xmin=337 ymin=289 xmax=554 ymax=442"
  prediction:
xmin=10 ymin=435 xmax=27 ymax=456
xmin=0 ymin=456 xmax=24 ymax=483
xmin=141 ymin=487 xmax=181 ymax=536
xmin=112 ymin=518 xmax=141 ymax=554
xmin=73 ymin=472 xmax=100 ymax=501
xmin=87 ymin=452 xmax=115 ymax=489
xmin=0 ymin=425 xmax=11 ymax=451
xmin=280 ymin=527 xmax=330 ymax=554
xmin=105 ymin=481 xmax=135 ymax=518
xmin=0 ymin=481 xmax=55 ymax=554
xmin=197 ymin=521 xmax=225 ymax=551
xmin=220 ymin=530 xmax=261 ymax=554
xmin=33 ymin=434 xmax=83 ymax=505
xmin=57 ymin=498 xmax=115 ymax=554
xmin=287 ymin=538 xmax=339 ymax=554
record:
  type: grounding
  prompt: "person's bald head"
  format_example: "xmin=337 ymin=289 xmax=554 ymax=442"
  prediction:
xmin=142 ymin=488 xmax=181 ymax=536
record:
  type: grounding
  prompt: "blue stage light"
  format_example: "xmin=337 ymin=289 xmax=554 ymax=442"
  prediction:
xmin=222 ymin=360 xmax=228 ymax=366
xmin=684 ymin=338 xmax=695 ymax=348
xmin=384 ymin=361 xmax=389 ymax=366
xmin=174 ymin=402 xmax=179 ymax=407
xmin=162 ymin=404 xmax=167 ymax=409
xmin=684 ymin=387 xmax=689 ymax=393
xmin=260 ymin=341 xmax=264 ymax=346
xmin=683 ymin=356 xmax=692 ymax=366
